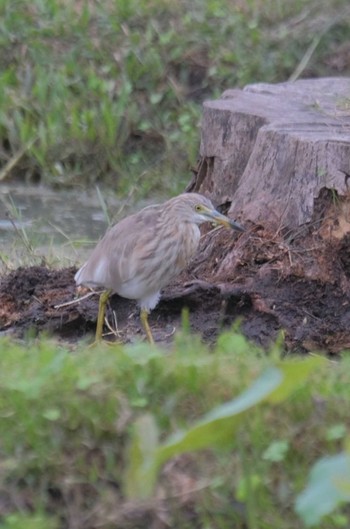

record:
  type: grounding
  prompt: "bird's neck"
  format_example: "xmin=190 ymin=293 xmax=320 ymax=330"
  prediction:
xmin=174 ymin=222 xmax=201 ymax=269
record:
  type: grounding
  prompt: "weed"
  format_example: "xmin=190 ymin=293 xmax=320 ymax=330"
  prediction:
xmin=0 ymin=335 xmax=349 ymax=527
xmin=0 ymin=0 xmax=349 ymax=194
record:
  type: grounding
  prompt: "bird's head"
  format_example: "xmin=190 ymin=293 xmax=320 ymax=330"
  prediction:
xmin=171 ymin=193 xmax=245 ymax=232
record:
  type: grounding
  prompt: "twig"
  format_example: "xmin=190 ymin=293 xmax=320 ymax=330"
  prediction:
xmin=103 ymin=309 xmax=123 ymax=339
xmin=54 ymin=290 xmax=102 ymax=309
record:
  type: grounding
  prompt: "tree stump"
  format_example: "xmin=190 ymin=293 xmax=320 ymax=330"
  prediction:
xmin=183 ymin=78 xmax=350 ymax=354
xmin=188 ymin=77 xmax=350 ymax=229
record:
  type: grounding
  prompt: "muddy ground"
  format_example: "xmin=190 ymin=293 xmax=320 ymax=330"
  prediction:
xmin=1 ymin=190 xmax=350 ymax=354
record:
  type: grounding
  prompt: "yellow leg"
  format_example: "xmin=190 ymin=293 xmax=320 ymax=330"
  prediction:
xmin=140 ymin=308 xmax=154 ymax=344
xmin=95 ymin=289 xmax=112 ymax=341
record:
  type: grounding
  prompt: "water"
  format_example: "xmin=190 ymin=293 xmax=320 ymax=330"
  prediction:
xmin=0 ymin=184 xmax=156 ymax=267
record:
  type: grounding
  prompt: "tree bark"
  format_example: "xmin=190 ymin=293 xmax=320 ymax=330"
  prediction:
xmin=188 ymin=77 xmax=350 ymax=229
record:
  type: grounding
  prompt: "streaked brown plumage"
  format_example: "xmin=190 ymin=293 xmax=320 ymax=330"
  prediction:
xmin=75 ymin=192 xmax=244 ymax=342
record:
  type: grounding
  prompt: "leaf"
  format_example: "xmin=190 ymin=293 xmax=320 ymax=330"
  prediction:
xmin=295 ymin=452 xmax=350 ymax=526
xmin=76 ymin=375 xmax=100 ymax=390
xmin=42 ymin=408 xmax=61 ymax=421
xmin=263 ymin=440 xmax=289 ymax=462
xmin=267 ymin=355 xmax=326 ymax=403
xmin=125 ymin=356 xmax=324 ymax=499
xmin=157 ymin=367 xmax=283 ymax=462
xmin=125 ymin=368 xmax=283 ymax=499
xmin=158 ymin=356 xmax=324 ymax=464
xmin=326 ymin=424 xmax=347 ymax=441
xmin=124 ymin=414 xmax=159 ymax=499
xmin=150 ymin=93 xmax=162 ymax=105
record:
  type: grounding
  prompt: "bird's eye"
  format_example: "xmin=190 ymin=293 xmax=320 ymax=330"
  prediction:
xmin=195 ymin=204 xmax=202 ymax=212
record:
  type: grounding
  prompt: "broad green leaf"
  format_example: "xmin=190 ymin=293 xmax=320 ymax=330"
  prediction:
xmin=125 ymin=356 xmax=324 ymax=499
xmin=157 ymin=367 xmax=283 ymax=463
xmin=295 ymin=452 xmax=350 ymax=526
xmin=267 ymin=355 xmax=326 ymax=403
xmin=158 ymin=356 xmax=324 ymax=463
xmin=125 ymin=368 xmax=283 ymax=499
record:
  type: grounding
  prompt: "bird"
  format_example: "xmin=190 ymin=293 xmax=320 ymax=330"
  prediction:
xmin=75 ymin=192 xmax=244 ymax=343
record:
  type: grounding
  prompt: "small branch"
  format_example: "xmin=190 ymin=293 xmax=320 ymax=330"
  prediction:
xmin=54 ymin=290 xmax=102 ymax=309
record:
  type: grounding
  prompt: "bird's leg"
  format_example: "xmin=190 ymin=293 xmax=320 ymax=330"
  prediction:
xmin=140 ymin=308 xmax=155 ymax=344
xmin=95 ymin=289 xmax=112 ymax=341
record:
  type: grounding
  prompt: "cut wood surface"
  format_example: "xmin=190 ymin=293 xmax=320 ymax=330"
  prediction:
xmin=188 ymin=77 xmax=350 ymax=229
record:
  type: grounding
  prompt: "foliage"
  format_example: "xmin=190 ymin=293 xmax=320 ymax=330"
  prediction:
xmin=125 ymin=357 xmax=323 ymax=499
xmin=0 ymin=331 xmax=350 ymax=528
xmin=0 ymin=0 xmax=349 ymax=194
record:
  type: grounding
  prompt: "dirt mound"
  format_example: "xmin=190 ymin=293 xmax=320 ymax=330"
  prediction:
xmin=1 ymin=190 xmax=350 ymax=353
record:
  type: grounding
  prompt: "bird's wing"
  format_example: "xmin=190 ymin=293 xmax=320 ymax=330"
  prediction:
xmin=76 ymin=204 xmax=162 ymax=290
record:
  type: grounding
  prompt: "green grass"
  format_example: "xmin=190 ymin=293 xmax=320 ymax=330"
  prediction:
xmin=0 ymin=0 xmax=349 ymax=196
xmin=0 ymin=331 xmax=350 ymax=528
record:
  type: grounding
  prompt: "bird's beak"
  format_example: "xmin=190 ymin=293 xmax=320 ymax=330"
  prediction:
xmin=205 ymin=208 xmax=245 ymax=232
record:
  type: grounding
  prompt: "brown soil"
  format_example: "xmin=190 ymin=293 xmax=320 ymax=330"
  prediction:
xmin=1 ymin=189 xmax=350 ymax=354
